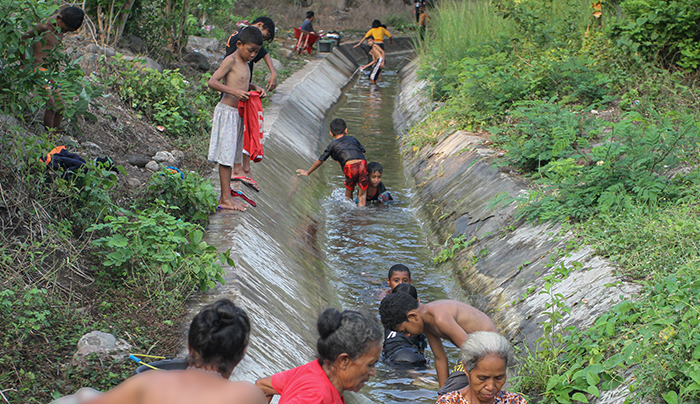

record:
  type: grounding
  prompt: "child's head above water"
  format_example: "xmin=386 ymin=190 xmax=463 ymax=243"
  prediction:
xmin=379 ymin=292 xmax=421 ymax=332
xmin=330 ymin=118 xmax=347 ymax=136
xmin=387 ymin=264 xmax=411 ymax=290
xmin=392 ymin=283 xmax=418 ymax=300
xmin=368 ymin=161 xmax=383 ymax=188
xmin=58 ymin=6 xmax=85 ymax=32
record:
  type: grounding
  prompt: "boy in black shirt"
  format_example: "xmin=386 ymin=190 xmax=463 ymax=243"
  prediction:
xmin=296 ymin=118 xmax=369 ymax=206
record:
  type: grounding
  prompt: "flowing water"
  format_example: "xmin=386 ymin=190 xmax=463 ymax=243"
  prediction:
xmin=199 ymin=57 xmax=467 ymax=403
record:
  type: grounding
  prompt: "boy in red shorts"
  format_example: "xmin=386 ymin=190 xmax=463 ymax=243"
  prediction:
xmin=296 ymin=118 xmax=369 ymax=206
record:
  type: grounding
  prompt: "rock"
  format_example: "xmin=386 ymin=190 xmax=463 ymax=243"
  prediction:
xmin=146 ymin=160 xmax=161 ymax=172
xmin=184 ymin=52 xmax=210 ymax=71
xmin=48 ymin=387 xmax=102 ymax=404
xmin=153 ymin=151 xmax=176 ymax=164
xmin=279 ymin=48 xmax=294 ymax=59
xmin=171 ymin=149 xmax=185 ymax=161
xmin=85 ymin=44 xmax=102 ymax=54
xmin=127 ymin=153 xmax=150 ymax=168
xmin=125 ymin=35 xmax=146 ymax=54
xmin=187 ymin=36 xmax=220 ymax=53
xmin=72 ymin=331 xmax=132 ymax=365
xmin=127 ymin=177 xmax=142 ymax=188
xmin=81 ymin=141 xmax=102 ymax=156
xmin=103 ymin=47 xmax=116 ymax=57
xmin=0 ymin=114 xmax=20 ymax=127
xmin=271 ymin=57 xmax=283 ymax=72
xmin=121 ymin=55 xmax=162 ymax=73
xmin=59 ymin=135 xmax=80 ymax=149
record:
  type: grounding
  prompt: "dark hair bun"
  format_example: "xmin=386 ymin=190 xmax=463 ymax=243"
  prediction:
xmin=317 ymin=308 xmax=343 ymax=339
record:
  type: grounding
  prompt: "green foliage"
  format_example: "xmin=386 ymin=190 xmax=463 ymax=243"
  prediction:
xmin=88 ymin=202 xmax=227 ymax=291
xmin=385 ymin=14 xmax=413 ymax=32
xmin=0 ymin=0 xmax=101 ymax=125
xmin=513 ymin=111 xmax=699 ymax=222
xmin=609 ymin=0 xmax=700 ymax=69
xmin=434 ymin=235 xmax=476 ymax=264
xmin=100 ymin=57 xmax=212 ymax=137
xmin=146 ymin=167 xmax=217 ymax=225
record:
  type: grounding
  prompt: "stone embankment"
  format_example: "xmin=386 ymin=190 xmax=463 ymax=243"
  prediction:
xmin=393 ymin=59 xmax=638 ymax=403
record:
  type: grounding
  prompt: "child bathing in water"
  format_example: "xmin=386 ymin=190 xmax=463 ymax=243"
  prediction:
xmin=296 ymin=118 xmax=369 ymax=207
xmin=367 ymin=162 xmax=393 ymax=203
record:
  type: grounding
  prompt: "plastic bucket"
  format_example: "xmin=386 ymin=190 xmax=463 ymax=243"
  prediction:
xmin=318 ymin=40 xmax=333 ymax=53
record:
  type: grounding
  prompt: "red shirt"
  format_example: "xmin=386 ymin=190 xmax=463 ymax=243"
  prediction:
xmin=271 ymin=360 xmax=345 ymax=404
xmin=238 ymin=91 xmax=264 ymax=162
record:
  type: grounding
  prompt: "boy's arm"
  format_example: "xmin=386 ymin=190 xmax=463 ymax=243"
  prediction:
xmin=296 ymin=160 xmax=323 ymax=176
xmin=262 ymin=53 xmax=278 ymax=91
xmin=354 ymin=33 xmax=369 ymax=48
xmin=360 ymin=53 xmax=379 ymax=70
xmin=207 ymin=58 xmax=250 ymax=101
xmin=426 ymin=332 xmax=450 ymax=387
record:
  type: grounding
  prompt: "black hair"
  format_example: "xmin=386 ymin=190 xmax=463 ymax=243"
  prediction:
xmin=306 ymin=11 xmax=315 ymax=19
xmin=387 ymin=264 xmax=410 ymax=279
xmin=239 ymin=25 xmax=264 ymax=46
xmin=187 ymin=299 xmax=250 ymax=375
xmin=252 ymin=16 xmax=275 ymax=42
xmin=330 ymin=118 xmax=347 ymax=135
xmin=367 ymin=35 xmax=376 ymax=42
xmin=59 ymin=6 xmax=84 ymax=31
xmin=371 ymin=19 xmax=381 ymax=28
xmin=317 ymin=308 xmax=383 ymax=364
xmin=379 ymin=292 xmax=419 ymax=330
xmin=392 ymin=283 xmax=418 ymax=300
xmin=380 ymin=24 xmax=387 ymax=29
xmin=368 ymin=162 xmax=383 ymax=174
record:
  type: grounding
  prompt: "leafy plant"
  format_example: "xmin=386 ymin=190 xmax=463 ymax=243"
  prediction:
xmin=88 ymin=202 xmax=228 ymax=291
xmin=434 ymin=235 xmax=477 ymax=264
xmin=147 ymin=167 xmax=217 ymax=225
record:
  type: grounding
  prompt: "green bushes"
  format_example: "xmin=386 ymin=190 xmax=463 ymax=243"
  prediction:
xmin=147 ymin=168 xmax=217 ymax=224
xmin=88 ymin=202 xmax=227 ymax=292
xmin=100 ymin=58 xmax=212 ymax=137
xmin=609 ymin=0 xmax=700 ymax=69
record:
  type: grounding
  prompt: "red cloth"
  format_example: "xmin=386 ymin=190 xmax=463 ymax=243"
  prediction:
xmin=271 ymin=360 xmax=345 ymax=404
xmin=238 ymin=91 xmax=264 ymax=162
xmin=342 ymin=160 xmax=369 ymax=191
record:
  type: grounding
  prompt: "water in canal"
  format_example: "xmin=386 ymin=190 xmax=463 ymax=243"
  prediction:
xmin=200 ymin=59 xmax=467 ymax=404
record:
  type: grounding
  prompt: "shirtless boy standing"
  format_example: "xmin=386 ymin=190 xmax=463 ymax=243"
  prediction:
xmin=359 ymin=36 xmax=385 ymax=85
xmin=207 ymin=27 xmax=266 ymax=211
xmin=23 ymin=6 xmax=84 ymax=130
xmin=379 ymin=293 xmax=497 ymax=392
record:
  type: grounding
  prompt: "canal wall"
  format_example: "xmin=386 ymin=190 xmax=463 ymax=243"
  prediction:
xmin=393 ymin=59 xmax=637 ymax=402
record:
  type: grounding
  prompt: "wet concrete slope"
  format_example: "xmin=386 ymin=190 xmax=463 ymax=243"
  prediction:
xmin=393 ymin=59 xmax=640 ymax=355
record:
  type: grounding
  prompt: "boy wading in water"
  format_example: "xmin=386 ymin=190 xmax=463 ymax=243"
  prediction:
xmin=207 ymin=27 xmax=266 ymax=211
xmin=23 ymin=6 xmax=84 ymax=130
xmin=360 ymin=36 xmax=385 ymax=85
xmin=297 ymin=118 xmax=369 ymax=207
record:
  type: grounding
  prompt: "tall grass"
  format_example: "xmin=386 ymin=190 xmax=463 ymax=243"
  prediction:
xmin=417 ymin=0 xmax=512 ymax=62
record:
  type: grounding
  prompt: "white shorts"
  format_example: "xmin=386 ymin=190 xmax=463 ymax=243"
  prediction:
xmin=370 ymin=57 xmax=383 ymax=81
xmin=208 ymin=103 xmax=244 ymax=167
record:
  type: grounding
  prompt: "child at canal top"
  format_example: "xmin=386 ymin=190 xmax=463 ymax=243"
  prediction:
xmin=383 ymin=283 xmax=429 ymax=368
xmin=359 ymin=36 xmax=385 ymax=85
xmin=379 ymin=293 xmax=498 ymax=392
xmin=367 ymin=162 xmax=393 ymax=203
xmin=207 ymin=26 xmax=265 ymax=211
xmin=23 ymin=6 xmax=84 ymax=130
xmin=296 ymin=118 xmax=369 ymax=207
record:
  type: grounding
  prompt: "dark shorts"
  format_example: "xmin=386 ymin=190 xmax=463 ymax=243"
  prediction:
xmin=343 ymin=160 xmax=369 ymax=191
xmin=437 ymin=371 xmax=469 ymax=396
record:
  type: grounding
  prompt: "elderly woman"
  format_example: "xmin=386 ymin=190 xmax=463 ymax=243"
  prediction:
xmin=256 ymin=308 xmax=383 ymax=403
xmin=437 ymin=332 xmax=526 ymax=404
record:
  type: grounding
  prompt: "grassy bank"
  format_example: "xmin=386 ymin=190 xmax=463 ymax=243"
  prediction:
xmin=414 ymin=0 xmax=700 ymax=403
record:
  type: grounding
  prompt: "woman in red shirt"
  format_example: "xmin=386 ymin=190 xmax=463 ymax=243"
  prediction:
xmin=256 ymin=309 xmax=383 ymax=403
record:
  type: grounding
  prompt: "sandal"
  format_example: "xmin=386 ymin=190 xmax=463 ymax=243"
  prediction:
xmin=231 ymin=176 xmax=260 ymax=192
xmin=231 ymin=189 xmax=257 ymax=207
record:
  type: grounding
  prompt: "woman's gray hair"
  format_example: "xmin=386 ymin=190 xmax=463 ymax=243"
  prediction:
xmin=460 ymin=331 xmax=513 ymax=372
xmin=316 ymin=308 xmax=383 ymax=364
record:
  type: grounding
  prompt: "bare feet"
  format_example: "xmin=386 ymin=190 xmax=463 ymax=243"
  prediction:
xmin=217 ymin=196 xmax=247 ymax=211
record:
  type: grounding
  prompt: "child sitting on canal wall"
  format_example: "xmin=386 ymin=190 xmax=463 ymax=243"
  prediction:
xmin=296 ymin=118 xmax=369 ymax=207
